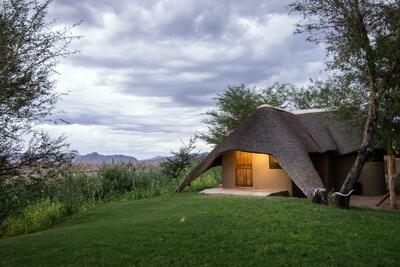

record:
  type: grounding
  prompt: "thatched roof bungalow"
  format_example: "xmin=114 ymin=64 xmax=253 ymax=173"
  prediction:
xmin=177 ymin=105 xmax=387 ymax=199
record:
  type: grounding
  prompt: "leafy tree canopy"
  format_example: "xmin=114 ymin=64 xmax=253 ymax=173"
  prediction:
xmin=198 ymin=82 xmax=338 ymax=145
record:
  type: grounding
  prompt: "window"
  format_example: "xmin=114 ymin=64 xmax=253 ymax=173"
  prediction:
xmin=269 ymin=155 xmax=282 ymax=169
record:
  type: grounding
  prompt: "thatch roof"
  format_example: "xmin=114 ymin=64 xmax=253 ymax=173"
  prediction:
xmin=177 ymin=106 xmax=361 ymax=198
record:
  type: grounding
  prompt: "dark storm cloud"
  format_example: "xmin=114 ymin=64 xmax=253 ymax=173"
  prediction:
xmin=47 ymin=0 xmax=327 ymax=156
xmin=62 ymin=42 xmax=322 ymax=107
xmin=49 ymin=0 xmax=127 ymax=26
xmin=61 ymin=2 xmax=321 ymax=98
xmin=89 ymin=38 xmax=322 ymax=106
xmin=55 ymin=108 xmax=183 ymax=134
xmin=51 ymin=0 xmax=291 ymax=28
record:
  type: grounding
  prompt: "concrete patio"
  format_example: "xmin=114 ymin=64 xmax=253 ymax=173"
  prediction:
xmin=350 ymin=195 xmax=400 ymax=210
xmin=200 ymin=187 xmax=289 ymax=197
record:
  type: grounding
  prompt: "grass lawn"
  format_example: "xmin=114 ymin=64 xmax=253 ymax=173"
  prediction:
xmin=1 ymin=193 xmax=400 ymax=266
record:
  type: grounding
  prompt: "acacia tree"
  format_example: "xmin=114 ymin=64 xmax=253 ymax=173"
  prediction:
xmin=161 ymin=137 xmax=197 ymax=186
xmin=0 ymin=0 xmax=79 ymax=181
xmin=199 ymin=82 xmax=341 ymax=145
xmin=311 ymin=76 xmax=400 ymax=208
xmin=290 ymin=0 xmax=400 ymax=208
xmin=199 ymin=83 xmax=306 ymax=145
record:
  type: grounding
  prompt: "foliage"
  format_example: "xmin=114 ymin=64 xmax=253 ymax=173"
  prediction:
xmin=0 ymin=194 xmax=399 ymax=266
xmin=0 ymin=198 xmax=65 ymax=237
xmin=289 ymin=0 xmax=400 ymax=82
xmin=114 ymin=164 xmax=175 ymax=201
xmin=0 ymin=175 xmax=48 ymax=222
xmin=98 ymin=164 xmax=134 ymax=198
xmin=317 ymin=76 xmax=400 ymax=153
xmin=0 ymin=0 xmax=79 ymax=181
xmin=51 ymin=171 xmax=100 ymax=215
xmin=289 ymin=0 xmax=400 ymax=201
xmin=0 ymin=159 xmax=219 ymax=237
xmin=160 ymin=137 xmax=197 ymax=185
xmin=183 ymin=166 xmax=221 ymax=192
xmin=198 ymin=85 xmax=267 ymax=145
xmin=288 ymin=1 xmax=400 ymax=208
xmin=198 ymin=82 xmax=346 ymax=145
xmin=376 ymin=10 xmax=400 ymax=153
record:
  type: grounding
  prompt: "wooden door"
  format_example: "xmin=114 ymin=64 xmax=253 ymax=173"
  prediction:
xmin=235 ymin=151 xmax=253 ymax=187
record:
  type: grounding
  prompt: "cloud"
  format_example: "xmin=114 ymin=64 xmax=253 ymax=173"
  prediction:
xmin=46 ymin=0 xmax=326 ymax=158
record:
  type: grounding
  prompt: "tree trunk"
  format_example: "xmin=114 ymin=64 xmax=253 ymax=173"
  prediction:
xmin=333 ymin=84 xmax=378 ymax=208
xmin=332 ymin=2 xmax=381 ymax=208
xmin=387 ymin=141 xmax=397 ymax=209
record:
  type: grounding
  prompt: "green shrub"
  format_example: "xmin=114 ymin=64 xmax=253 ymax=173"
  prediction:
xmin=98 ymin=165 xmax=134 ymax=198
xmin=0 ymin=181 xmax=27 ymax=222
xmin=0 ymin=177 xmax=48 ymax=223
xmin=115 ymin=165 xmax=173 ymax=201
xmin=185 ymin=167 xmax=221 ymax=192
xmin=0 ymin=198 xmax=65 ymax=238
xmin=130 ymin=180 xmax=162 ymax=200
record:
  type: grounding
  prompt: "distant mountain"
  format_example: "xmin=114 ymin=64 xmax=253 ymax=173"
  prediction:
xmin=74 ymin=152 xmax=209 ymax=165
xmin=140 ymin=156 xmax=167 ymax=164
xmin=74 ymin=152 xmax=139 ymax=164
xmin=139 ymin=153 xmax=208 ymax=164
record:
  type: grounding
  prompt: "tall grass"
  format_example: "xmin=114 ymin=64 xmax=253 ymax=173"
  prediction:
xmin=0 ymin=199 xmax=65 ymax=237
xmin=100 ymin=164 xmax=175 ymax=201
xmin=0 ymin=161 xmax=221 ymax=238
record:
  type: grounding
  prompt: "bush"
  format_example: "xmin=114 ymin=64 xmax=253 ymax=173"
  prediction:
xmin=0 ymin=176 xmax=47 ymax=222
xmin=185 ymin=167 xmax=222 ymax=192
xmin=98 ymin=164 xmax=134 ymax=198
xmin=112 ymin=165 xmax=174 ymax=201
xmin=0 ymin=160 xmax=205 ymax=238
xmin=50 ymin=172 xmax=100 ymax=215
xmin=0 ymin=198 xmax=65 ymax=238
xmin=0 ymin=181 xmax=28 ymax=222
xmin=131 ymin=171 xmax=160 ymax=199
xmin=160 ymin=137 xmax=197 ymax=186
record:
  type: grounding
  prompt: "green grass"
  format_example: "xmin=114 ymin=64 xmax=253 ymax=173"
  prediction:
xmin=1 ymin=193 xmax=400 ymax=266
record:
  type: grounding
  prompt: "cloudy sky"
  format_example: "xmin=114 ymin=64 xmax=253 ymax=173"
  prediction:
xmin=43 ymin=0 xmax=326 ymax=159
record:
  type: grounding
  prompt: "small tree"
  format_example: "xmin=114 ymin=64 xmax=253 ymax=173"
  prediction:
xmin=198 ymin=85 xmax=266 ymax=145
xmin=161 ymin=137 xmax=197 ymax=186
xmin=199 ymin=83 xmax=306 ymax=145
